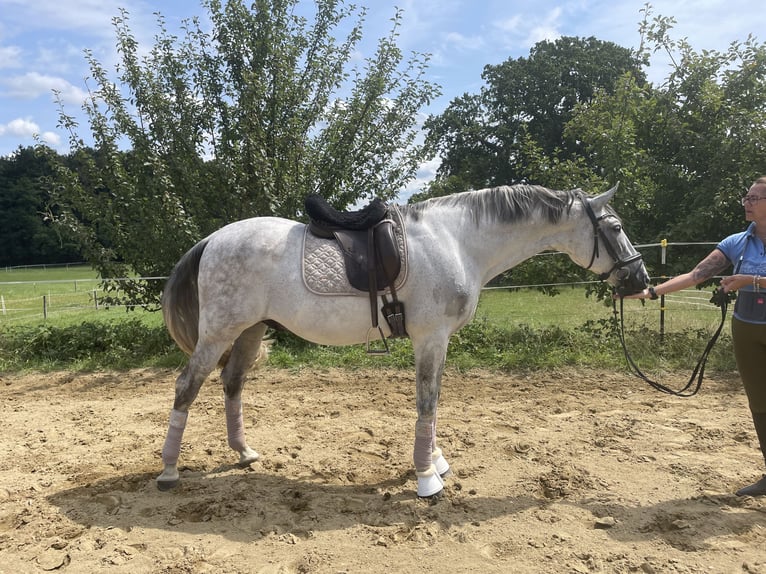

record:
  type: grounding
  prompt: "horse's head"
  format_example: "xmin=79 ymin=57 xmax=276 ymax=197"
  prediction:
xmin=577 ymin=184 xmax=649 ymax=296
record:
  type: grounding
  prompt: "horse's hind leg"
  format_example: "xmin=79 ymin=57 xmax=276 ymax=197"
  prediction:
xmin=220 ymin=322 xmax=269 ymax=467
xmin=157 ymin=338 xmax=231 ymax=490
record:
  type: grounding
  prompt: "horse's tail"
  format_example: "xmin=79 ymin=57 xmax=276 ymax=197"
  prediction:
xmin=162 ymin=239 xmax=209 ymax=357
xmin=162 ymin=239 xmax=271 ymax=369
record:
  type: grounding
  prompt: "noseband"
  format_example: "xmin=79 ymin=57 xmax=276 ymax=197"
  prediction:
xmin=581 ymin=197 xmax=643 ymax=280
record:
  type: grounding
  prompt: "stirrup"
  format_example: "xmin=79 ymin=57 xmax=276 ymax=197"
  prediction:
xmin=365 ymin=326 xmax=390 ymax=355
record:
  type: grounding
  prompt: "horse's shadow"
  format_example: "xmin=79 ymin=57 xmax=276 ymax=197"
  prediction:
xmin=46 ymin=463 xmax=766 ymax=547
xmin=45 ymin=465 xmax=539 ymax=542
xmin=576 ymin=491 xmax=766 ymax=552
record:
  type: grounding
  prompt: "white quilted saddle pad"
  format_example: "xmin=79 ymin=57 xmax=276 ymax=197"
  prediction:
xmin=302 ymin=204 xmax=408 ymax=296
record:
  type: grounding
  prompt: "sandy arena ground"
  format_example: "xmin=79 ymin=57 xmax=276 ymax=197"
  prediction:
xmin=1 ymin=366 xmax=765 ymax=573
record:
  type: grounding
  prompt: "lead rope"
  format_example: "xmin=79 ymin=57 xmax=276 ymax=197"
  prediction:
xmin=613 ymin=289 xmax=732 ymax=397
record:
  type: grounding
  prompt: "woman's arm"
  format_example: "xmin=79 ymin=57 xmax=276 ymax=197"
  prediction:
xmin=624 ymin=249 xmax=730 ymax=299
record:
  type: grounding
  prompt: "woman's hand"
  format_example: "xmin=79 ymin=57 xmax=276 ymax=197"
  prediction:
xmin=619 ymin=287 xmax=651 ymax=300
xmin=720 ymin=274 xmax=749 ymax=293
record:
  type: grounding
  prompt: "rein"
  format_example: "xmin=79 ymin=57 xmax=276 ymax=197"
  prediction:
xmin=580 ymin=191 xmax=727 ymax=396
xmin=612 ymin=289 xmax=732 ymax=397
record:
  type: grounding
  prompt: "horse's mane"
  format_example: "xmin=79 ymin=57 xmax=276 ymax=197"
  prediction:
xmin=401 ymin=185 xmax=581 ymax=226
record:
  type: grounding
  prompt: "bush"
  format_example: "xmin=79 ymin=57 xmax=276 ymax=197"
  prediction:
xmin=0 ymin=314 xmax=736 ymax=374
xmin=0 ymin=318 xmax=183 ymax=371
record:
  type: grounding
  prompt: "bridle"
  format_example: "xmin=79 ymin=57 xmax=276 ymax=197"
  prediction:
xmin=581 ymin=196 xmax=644 ymax=281
xmin=580 ymin=195 xmax=728 ymax=397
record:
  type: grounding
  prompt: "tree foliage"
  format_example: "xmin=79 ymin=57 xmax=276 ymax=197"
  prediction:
xmin=564 ymin=8 xmax=766 ymax=252
xmin=423 ymin=36 xmax=645 ymax=194
xmin=422 ymin=7 xmax=766 ymax=284
xmin=0 ymin=147 xmax=81 ymax=267
xmin=42 ymin=0 xmax=439 ymax=307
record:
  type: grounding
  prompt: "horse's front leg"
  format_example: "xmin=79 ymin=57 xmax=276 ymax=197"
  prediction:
xmin=413 ymin=338 xmax=450 ymax=498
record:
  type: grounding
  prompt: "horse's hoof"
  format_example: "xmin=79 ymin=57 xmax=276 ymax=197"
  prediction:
xmin=156 ymin=478 xmax=179 ymax=491
xmin=416 ymin=464 xmax=444 ymax=497
xmin=156 ymin=466 xmax=179 ymax=491
xmin=238 ymin=447 xmax=260 ymax=467
xmin=432 ymin=448 xmax=451 ymax=478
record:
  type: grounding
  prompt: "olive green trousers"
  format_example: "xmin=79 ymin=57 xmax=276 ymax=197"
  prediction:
xmin=732 ymin=317 xmax=766 ymax=414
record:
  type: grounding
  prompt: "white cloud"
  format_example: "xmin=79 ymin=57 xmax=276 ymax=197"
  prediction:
xmin=520 ymin=7 xmax=562 ymax=47
xmin=40 ymin=131 xmax=61 ymax=146
xmin=0 ymin=45 xmax=23 ymax=68
xmin=1 ymin=72 xmax=88 ymax=104
xmin=0 ymin=117 xmax=42 ymax=138
xmin=444 ymin=31 xmax=486 ymax=52
xmin=397 ymin=156 xmax=441 ymax=202
xmin=0 ymin=0 xmax=167 ymax=78
xmin=494 ymin=15 xmax=522 ymax=35
xmin=0 ymin=118 xmax=62 ymax=148
xmin=483 ymin=6 xmax=565 ymax=54
xmin=0 ymin=0 xmax=139 ymax=38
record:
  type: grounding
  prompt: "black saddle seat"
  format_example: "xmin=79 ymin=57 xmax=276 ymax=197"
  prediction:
xmin=305 ymin=194 xmax=388 ymax=234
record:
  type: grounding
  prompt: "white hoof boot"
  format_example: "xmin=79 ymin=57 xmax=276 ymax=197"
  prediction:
xmin=432 ymin=448 xmax=452 ymax=478
xmin=416 ymin=464 xmax=444 ymax=498
xmin=238 ymin=446 xmax=260 ymax=467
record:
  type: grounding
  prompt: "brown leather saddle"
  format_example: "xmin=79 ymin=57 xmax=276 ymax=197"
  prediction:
xmin=305 ymin=194 xmax=407 ymax=352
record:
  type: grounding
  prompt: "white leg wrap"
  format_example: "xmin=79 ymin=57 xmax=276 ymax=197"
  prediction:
xmin=161 ymin=409 xmax=188 ymax=465
xmin=225 ymin=396 xmax=247 ymax=452
xmin=225 ymin=396 xmax=259 ymax=465
xmin=416 ymin=463 xmax=444 ymax=497
xmin=432 ymin=447 xmax=451 ymax=477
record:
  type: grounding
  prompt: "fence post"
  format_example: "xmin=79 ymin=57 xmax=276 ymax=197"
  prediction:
xmin=1 ymin=295 xmax=5 ymax=315
xmin=659 ymin=238 xmax=667 ymax=341
xmin=93 ymin=290 xmax=99 ymax=310
xmin=43 ymin=295 xmax=48 ymax=319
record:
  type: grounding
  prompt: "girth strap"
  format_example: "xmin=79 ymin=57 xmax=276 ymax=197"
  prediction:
xmin=366 ymin=221 xmax=407 ymax=340
xmin=367 ymin=227 xmax=378 ymax=328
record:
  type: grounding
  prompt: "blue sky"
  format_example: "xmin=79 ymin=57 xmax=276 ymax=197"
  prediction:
xmin=0 ymin=0 xmax=762 ymax=195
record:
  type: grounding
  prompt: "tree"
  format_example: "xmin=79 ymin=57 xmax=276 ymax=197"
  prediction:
xmin=44 ymin=0 xmax=439 ymax=307
xmin=561 ymin=8 xmax=766 ymax=252
xmin=423 ymin=36 xmax=645 ymax=193
xmin=509 ymin=6 xmax=766 ymax=281
xmin=0 ymin=147 xmax=81 ymax=267
xmin=422 ymin=13 xmax=766 ymax=287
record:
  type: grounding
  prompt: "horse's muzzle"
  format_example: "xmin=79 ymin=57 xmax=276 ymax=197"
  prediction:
xmin=613 ymin=261 xmax=650 ymax=297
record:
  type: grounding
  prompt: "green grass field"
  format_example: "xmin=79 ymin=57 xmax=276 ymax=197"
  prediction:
xmin=0 ymin=266 xmax=734 ymax=373
xmin=0 ymin=265 xmax=164 ymax=328
xmin=476 ymin=285 xmax=724 ymax=333
xmin=0 ymin=265 xmax=726 ymax=333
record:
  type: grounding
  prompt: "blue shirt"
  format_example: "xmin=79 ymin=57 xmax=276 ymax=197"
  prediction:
xmin=717 ymin=223 xmax=766 ymax=323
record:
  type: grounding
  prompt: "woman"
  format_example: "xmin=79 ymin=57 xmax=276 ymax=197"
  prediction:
xmin=626 ymin=177 xmax=766 ymax=496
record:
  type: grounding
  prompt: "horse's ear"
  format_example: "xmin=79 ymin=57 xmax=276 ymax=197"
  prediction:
xmin=590 ymin=182 xmax=619 ymax=208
